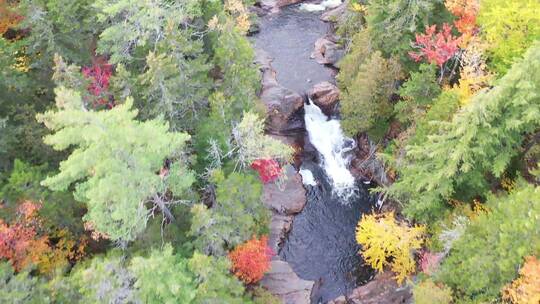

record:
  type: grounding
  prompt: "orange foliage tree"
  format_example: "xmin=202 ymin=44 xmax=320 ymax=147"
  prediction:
xmin=445 ymin=0 xmax=479 ymax=43
xmin=0 ymin=201 xmax=48 ymax=271
xmin=228 ymin=236 xmax=274 ymax=284
xmin=502 ymin=256 xmax=540 ymax=304
xmin=0 ymin=0 xmax=21 ymax=36
xmin=0 ymin=201 xmax=86 ymax=273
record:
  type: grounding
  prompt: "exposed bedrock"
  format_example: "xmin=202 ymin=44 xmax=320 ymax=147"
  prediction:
xmin=261 ymin=260 xmax=315 ymax=304
xmin=307 ymin=81 xmax=340 ymax=116
xmin=256 ymin=49 xmax=305 ymax=135
xmin=328 ymin=272 xmax=413 ymax=304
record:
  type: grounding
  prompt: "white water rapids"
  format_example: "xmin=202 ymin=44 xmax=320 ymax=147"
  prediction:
xmin=304 ymin=101 xmax=357 ymax=200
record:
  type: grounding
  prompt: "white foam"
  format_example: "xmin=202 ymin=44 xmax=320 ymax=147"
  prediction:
xmin=304 ymin=101 xmax=356 ymax=199
xmin=299 ymin=3 xmax=325 ymax=12
xmin=321 ymin=0 xmax=342 ymax=9
xmin=299 ymin=0 xmax=342 ymax=12
xmin=299 ymin=168 xmax=317 ymax=186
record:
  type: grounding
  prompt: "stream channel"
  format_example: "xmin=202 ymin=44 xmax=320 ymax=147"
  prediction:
xmin=253 ymin=4 xmax=375 ymax=303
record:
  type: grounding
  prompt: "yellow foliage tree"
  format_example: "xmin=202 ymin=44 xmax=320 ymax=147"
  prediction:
xmin=355 ymin=212 xmax=425 ymax=284
xmin=502 ymin=256 xmax=540 ymax=304
xmin=453 ymin=37 xmax=492 ymax=106
xmin=224 ymin=0 xmax=250 ymax=34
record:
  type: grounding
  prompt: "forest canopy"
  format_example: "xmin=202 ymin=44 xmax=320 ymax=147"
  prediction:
xmin=1 ymin=0 xmax=540 ymax=303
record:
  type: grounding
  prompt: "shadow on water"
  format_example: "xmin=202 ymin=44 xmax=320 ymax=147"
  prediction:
xmin=252 ymin=5 xmax=335 ymax=93
xmin=280 ymin=161 xmax=375 ymax=303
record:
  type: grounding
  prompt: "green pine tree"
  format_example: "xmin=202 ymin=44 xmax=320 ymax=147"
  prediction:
xmin=37 ymin=87 xmax=193 ymax=242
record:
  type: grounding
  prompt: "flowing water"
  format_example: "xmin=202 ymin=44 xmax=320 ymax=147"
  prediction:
xmin=253 ymin=4 xmax=374 ymax=303
xmin=304 ymin=101 xmax=356 ymax=200
xmin=280 ymin=102 xmax=374 ymax=302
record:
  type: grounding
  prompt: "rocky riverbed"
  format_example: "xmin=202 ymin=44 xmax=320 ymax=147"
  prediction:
xmin=252 ymin=1 xmax=412 ymax=303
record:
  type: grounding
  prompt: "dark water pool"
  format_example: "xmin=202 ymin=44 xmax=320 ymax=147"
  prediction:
xmin=252 ymin=5 xmax=335 ymax=93
xmin=279 ymin=161 xmax=374 ymax=303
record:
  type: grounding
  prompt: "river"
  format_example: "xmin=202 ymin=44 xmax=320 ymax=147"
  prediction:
xmin=253 ymin=4 xmax=374 ymax=303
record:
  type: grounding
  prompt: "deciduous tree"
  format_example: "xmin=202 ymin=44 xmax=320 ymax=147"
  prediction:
xmin=502 ymin=256 xmax=540 ymax=304
xmin=478 ymin=0 xmax=540 ymax=74
xmin=355 ymin=212 xmax=425 ymax=284
xmin=409 ymin=23 xmax=460 ymax=68
xmin=228 ymin=236 xmax=274 ymax=284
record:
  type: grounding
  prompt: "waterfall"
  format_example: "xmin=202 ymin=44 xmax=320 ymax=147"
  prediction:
xmin=304 ymin=101 xmax=356 ymax=200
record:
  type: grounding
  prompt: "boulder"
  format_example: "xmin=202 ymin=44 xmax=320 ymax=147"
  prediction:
xmin=320 ymin=2 xmax=347 ymax=22
xmin=256 ymin=49 xmax=304 ymax=134
xmin=308 ymin=81 xmax=340 ymax=115
xmin=328 ymin=272 xmax=413 ymax=304
xmin=312 ymin=36 xmax=345 ymax=66
xmin=268 ymin=213 xmax=294 ymax=253
xmin=263 ymin=165 xmax=306 ymax=214
xmin=261 ymin=260 xmax=314 ymax=304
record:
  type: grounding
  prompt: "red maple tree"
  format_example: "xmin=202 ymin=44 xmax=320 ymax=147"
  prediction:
xmin=229 ymin=236 xmax=274 ymax=284
xmin=409 ymin=23 xmax=461 ymax=67
xmin=82 ymin=60 xmax=114 ymax=109
xmin=251 ymin=159 xmax=282 ymax=184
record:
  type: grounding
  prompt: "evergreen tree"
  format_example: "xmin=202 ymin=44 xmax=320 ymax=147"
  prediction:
xmin=0 ymin=262 xmax=50 ymax=304
xmin=437 ymin=183 xmax=540 ymax=302
xmin=336 ymin=28 xmax=374 ymax=91
xmin=340 ymin=51 xmax=402 ymax=139
xmin=366 ymin=0 xmax=449 ymax=60
xmin=395 ymin=64 xmax=441 ymax=125
xmin=190 ymin=170 xmax=268 ymax=256
xmin=189 ymin=252 xmax=248 ymax=304
xmin=211 ymin=18 xmax=260 ymax=120
xmin=130 ymin=245 xmax=197 ymax=303
xmin=93 ymin=0 xmax=200 ymax=65
xmin=19 ymin=0 xmax=97 ymax=69
xmin=70 ymin=253 xmax=137 ymax=303
xmin=36 ymin=87 xmax=194 ymax=242
xmin=385 ymin=43 xmax=540 ymax=222
xmin=93 ymin=0 xmax=211 ymax=130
